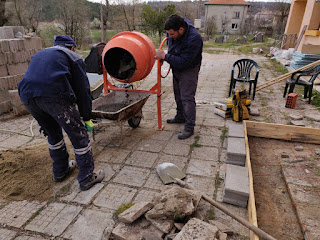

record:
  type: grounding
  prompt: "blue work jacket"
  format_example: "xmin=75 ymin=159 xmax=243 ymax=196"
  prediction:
xmin=18 ymin=46 xmax=92 ymax=121
xmin=164 ymin=19 xmax=203 ymax=71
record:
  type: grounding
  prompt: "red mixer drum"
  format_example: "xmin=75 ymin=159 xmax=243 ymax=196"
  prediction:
xmin=102 ymin=31 xmax=156 ymax=83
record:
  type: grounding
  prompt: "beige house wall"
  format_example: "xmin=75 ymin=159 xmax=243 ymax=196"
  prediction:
xmin=205 ymin=5 xmax=248 ymax=34
xmin=285 ymin=0 xmax=320 ymax=53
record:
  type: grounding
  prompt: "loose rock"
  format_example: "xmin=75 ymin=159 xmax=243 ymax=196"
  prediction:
xmin=118 ymin=201 xmax=154 ymax=224
xmin=294 ymin=145 xmax=304 ymax=151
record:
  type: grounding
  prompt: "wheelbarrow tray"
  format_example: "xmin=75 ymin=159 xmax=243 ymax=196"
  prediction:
xmin=91 ymin=91 xmax=151 ymax=121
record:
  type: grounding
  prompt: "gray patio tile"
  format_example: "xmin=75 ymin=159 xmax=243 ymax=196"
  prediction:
xmin=135 ymin=139 xmax=166 ymax=153
xmin=14 ymin=236 xmax=46 ymax=240
xmin=0 ymin=201 xmax=46 ymax=228
xmin=0 ymin=228 xmax=16 ymax=240
xmin=186 ymin=159 xmax=219 ymax=177
xmin=94 ymin=162 xmax=119 ymax=182
xmin=149 ymin=130 xmax=174 ymax=141
xmin=144 ymin=173 xmax=170 ymax=191
xmin=93 ymin=184 xmax=137 ymax=210
xmin=95 ymin=148 xmax=130 ymax=164
xmin=125 ymin=151 xmax=158 ymax=168
xmin=156 ymin=154 xmax=188 ymax=171
xmin=133 ymin=189 xmax=159 ymax=203
xmin=25 ymin=203 xmax=82 ymax=237
xmin=185 ymin=175 xmax=216 ymax=197
xmin=163 ymin=142 xmax=190 ymax=156
xmin=198 ymin=135 xmax=222 ymax=147
xmin=191 ymin=146 xmax=219 ymax=161
xmin=72 ymin=183 xmax=104 ymax=205
xmin=62 ymin=209 xmax=115 ymax=240
xmin=113 ymin=166 xmax=150 ymax=187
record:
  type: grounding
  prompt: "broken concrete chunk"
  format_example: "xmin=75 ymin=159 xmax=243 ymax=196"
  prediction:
xmin=118 ymin=201 xmax=154 ymax=224
xmin=173 ymin=218 xmax=219 ymax=240
xmin=112 ymin=218 xmax=164 ymax=240
xmin=281 ymin=152 xmax=290 ymax=158
xmin=294 ymin=145 xmax=304 ymax=151
xmin=209 ymin=220 xmax=234 ymax=235
xmin=145 ymin=187 xmax=202 ymax=233
xmin=290 ymin=120 xmax=305 ymax=126
xmin=217 ymin=231 xmax=228 ymax=240
xmin=289 ymin=113 xmax=303 ymax=121
xmin=174 ymin=223 xmax=184 ymax=231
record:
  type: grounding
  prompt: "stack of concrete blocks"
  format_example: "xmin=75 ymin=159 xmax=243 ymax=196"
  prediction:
xmin=223 ymin=123 xmax=250 ymax=208
xmin=0 ymin=26 xmax=42 ymax=115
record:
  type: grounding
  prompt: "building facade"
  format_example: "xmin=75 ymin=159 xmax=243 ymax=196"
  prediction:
xmin=204 ymin=0 xmax=249 ymax=35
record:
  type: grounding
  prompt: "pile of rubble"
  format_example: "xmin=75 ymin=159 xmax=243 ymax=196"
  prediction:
xmin=112 ymin=187 xmax=235 ymax=240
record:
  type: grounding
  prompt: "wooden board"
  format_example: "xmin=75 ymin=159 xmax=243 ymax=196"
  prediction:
xmin=245 ymin=121 xmax=320 ymax=144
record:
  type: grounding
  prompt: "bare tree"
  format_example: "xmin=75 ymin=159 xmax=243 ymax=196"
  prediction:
xmin=9 ymin=0 xmax=43 ymax=32
xmin=270 ymin=0 xmax=290 ymax=36
xmin=100 ymin=0 xmax=109 ymax=43
xmin=115 ymin=0 xmax=140 ymax=31
xmin=179 ymin=1 xmax=197 ymax=24
xmin=57 ymin=0 xmax=90 ymax=45
xmin=221 ymin=15 xmax=230 ymax=35
xmin=205 ymin=16 xmax=217 ymax=36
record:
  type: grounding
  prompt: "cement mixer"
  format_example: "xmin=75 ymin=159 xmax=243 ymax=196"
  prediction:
xmin=89 ymin=31 xmax=169 ymax=130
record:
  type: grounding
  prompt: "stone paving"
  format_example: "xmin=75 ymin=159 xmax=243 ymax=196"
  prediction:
xmin=1 ymin=53 xmax=317 ymax=239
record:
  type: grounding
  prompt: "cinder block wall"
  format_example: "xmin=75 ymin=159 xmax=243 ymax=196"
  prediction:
xmin=0 ymin=26 xmax=42 ymax=115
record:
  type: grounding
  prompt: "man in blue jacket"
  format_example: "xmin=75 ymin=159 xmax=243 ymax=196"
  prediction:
xmin=18 ymin=35 xmax=104 ymax=191
xmin=155 ymin=14 xmax=203 ymax=139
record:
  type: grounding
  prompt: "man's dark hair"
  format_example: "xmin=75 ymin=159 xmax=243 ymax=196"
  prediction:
xmin=164 ymin=14 xmax=187 ymax=31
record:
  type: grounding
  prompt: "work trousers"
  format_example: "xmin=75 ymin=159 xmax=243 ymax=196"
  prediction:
xmin=22 ymin=97 xmax=94 ymax=184
xmin=172 ymin=63 xmax=201 ymax=131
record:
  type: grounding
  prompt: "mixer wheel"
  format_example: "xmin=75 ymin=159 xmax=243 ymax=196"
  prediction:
xmin=128 ymin=117 xmax=141 ymax=128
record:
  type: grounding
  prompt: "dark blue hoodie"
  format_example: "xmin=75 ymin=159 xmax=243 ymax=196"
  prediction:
xmin=164 ymin=18 xmax=203 ymax=71
xmin=18 ymin=46 xmax=92 ymax=121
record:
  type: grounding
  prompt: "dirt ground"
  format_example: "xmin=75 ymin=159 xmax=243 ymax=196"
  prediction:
xmin=0 ymin=142 xmax=83 ymax=202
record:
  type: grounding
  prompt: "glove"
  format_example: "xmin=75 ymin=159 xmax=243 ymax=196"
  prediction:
xmin=84 ymin=120 xmax=94 ymax=131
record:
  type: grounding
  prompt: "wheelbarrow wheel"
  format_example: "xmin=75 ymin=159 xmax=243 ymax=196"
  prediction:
xmin=128 ymin=117 xmax=141 ymax=128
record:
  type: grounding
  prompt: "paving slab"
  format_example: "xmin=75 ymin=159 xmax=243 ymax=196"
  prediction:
xmin=71 ymin=183 xmax=104 ymax=205
xmin=94 ymin=162 xmax=118 ymax=182
xmin=14 ymin=236 xmax=46 ymax=240
xmin=197 ymin=134 xmax=221 ymax=147
xmin=94 ymin=148 xmax=130 ymax=164
xmin=0 ymin=201 xmax=46 ymax=228
xmin=125 ymin=150 xmax=158 ymax=168
xmin=93 ymin=184 xmax=137 ymax=210
xmin=118 ymin=201 xmax=153 ymax=223
xmin=185 ymin=175 xmax=216 ymax=196
xmin=25 ymin=202 xmax=82 ymax=237
xmin=144 ymin=173 xmax=170 ymax=191
xmin=163 ymin=142 xmax=190 ymax=156
xmin=226 ymin=137 xmax=246 ymax=166
xmin=62 ymin=209 xmax=115 ymax=240
xmin=0 ymin=228 xmax=16 ymax=240
xmin=156 ymin=154 xmax=188 ymax=170
xmin=133 ymin=189 xmax=159 ymax=203
xmin=113 ymin=166 xmax=150 ymax=187
xmin=135 ymin=139 xmax=165 ymax=153
xmin=228 ymin=123 xmax=245 ymax=138
xmin=191 ymin=146 xmax=219 ymax=161
xmin=186 ymin=159 xmax=218 ymax=177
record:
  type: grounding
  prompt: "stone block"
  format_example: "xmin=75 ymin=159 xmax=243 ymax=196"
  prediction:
xmin=118 ymin=202 xmax=154 ymax=224
xmin=0 ymin=40 xmax=10 ymax=53
xmin=9 ymin=89 xmax=29 ymax=115
xmin=0 ymin=65 xmax=8 ymax=77
xmin=7 ymin=62 xmax=28 ymax=75
xmin=223 ymin=164 xmax=249 ymax=208
xmin=228 ymin=123 xmax=245 ymax=138
xmin=0 ymin=26 xmax=14 ymax=39
xmin=226 ymin=137 xmax=246 ymax=166
xmin=24 ymin=37 xmax=42 ymax=50
xmin=5 ymin=52 xmax=13 ymax=64
xmin=173 ymin=218 xmax=219 ymax=240
xmin=9 ymin=39 xmax=19 ymax=52
xmin=12 ymin=26 xmax=25 ymax=36
xmin=0 ymin=53 xmax=6 ymax=65
xmin=0 ymin=100 xmax=11 ymax=114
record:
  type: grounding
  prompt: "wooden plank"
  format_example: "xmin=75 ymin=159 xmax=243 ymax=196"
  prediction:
xmin=245 ymin=121 xmax=320 ymax=144
xmin=294 ymin=25 xmax=308 ymax=52
xmin=305 ymin=30 xmax=320 ymax=36
xmin=244 ymin=121 xmax=259 ymax=240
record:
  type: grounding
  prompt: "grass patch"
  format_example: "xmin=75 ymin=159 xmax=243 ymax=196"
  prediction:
xmin=203 ymin=49 xmax=227 ymax=54
xmin=220 ymin=126 xmax=228 ymax=141
xmin=115 ymin=202 xmax=134 ymax=218
xmin=268 ymin=58 xmax=288 ymax=74
xmin=190 ymin=135 xmax=202 ymax=152
xmin=207 ymin=208 xmax=215 ymax=220
xmin=60 ymin=183 xmax=71 ymax=193
xmin=31 ymin=206 xmax=45 ymax=219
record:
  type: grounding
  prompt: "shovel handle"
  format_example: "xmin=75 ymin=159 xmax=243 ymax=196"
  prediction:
xmin=173 ymin=178 xmax=277 ymax=240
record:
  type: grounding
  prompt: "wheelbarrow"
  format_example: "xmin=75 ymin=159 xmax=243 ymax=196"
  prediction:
xmin=91 ymin=91 xmax=151 ymax=128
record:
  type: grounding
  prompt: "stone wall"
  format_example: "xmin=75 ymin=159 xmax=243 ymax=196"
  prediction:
xmin=0 ymin=26 xmax=42 ymax=115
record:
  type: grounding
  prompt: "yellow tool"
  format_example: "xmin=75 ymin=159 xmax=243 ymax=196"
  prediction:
xmin=232 ymin=90 xmax=249 ymax=122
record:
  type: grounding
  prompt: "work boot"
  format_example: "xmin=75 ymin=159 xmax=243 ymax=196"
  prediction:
xmin=167 ymin=117 xmax=185 ymax=124
xmin=53 ymin=160 xmax=77 ymax=182
xmin=178 ymin=130 xmax=194 ymax=140
xmin=80 ymin=170 xmax=105 ymax=191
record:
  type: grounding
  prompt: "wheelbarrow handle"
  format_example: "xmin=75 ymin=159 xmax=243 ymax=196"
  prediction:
xmin=173 ymin=177 xmax=277 ymax=240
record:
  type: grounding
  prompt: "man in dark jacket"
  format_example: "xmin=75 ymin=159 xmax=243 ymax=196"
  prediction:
xmin=155 ymin=14 xmax=203 ymax=139
xmin=18 ymin=35 xmax=104 ymax=191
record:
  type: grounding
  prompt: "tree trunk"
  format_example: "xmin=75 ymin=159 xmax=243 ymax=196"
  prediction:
xmin=100 ymin=1 xmax=106 ymax=43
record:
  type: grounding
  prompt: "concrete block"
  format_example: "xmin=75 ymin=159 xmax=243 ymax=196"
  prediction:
xmin=7 ymin=63 xmax=28 ymax=75
xmin=9 ymin=40 xmax=19 ymax=52
xmin=228 ymin=123 xmax=245 ymax=138
xmin=223 ymin=164 xmax=249 ymax=208
xmin=0 ymin=26 xmax=14 ymax=39
xmin=0 ymin=40 xmax=10 ymax=53
xmin=12 ymin=26 xmax=25 ymax=36
xmin=5 ymin=52 xmax=13 ymax=64
xmin=0 ymin=65 xmax=8 ymax=77
xmin=226 ymin=137 xmax=246 ymax=166
xmin=24 ymin=37 xmax=42 ymax=50
xmin=11 ymin=39 xmax=26 ymax=51
xmin=0 ymin=53 xmax=6 ymax=65
xmin=9 ymin=89 xmax=29 ymax=115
